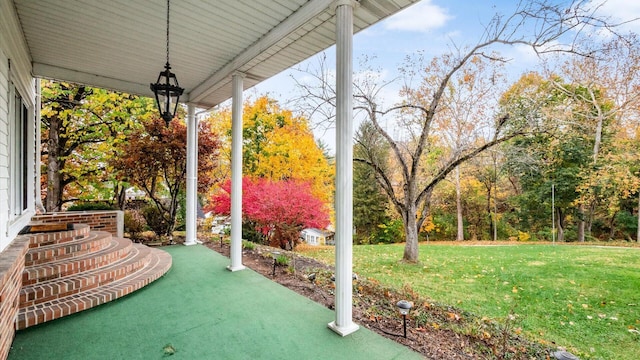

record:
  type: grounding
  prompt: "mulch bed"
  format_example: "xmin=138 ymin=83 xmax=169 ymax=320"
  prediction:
xmin=202 ymin=239 xmax=557 ymax=360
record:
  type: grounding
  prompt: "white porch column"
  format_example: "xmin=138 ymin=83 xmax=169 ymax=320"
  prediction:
xmin=184 ymin=103 xmax=198 ymax=246
xmin=328 ymin=0 xmax=359 ymax=337
xmin=228 ymin=72 xmax=246 ymax=272
xmin=34 ymin=78 xmax=45 ymax=213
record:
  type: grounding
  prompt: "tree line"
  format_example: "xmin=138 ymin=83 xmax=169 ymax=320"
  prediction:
xmin=40 ymin=1 xmax=639 ymax=263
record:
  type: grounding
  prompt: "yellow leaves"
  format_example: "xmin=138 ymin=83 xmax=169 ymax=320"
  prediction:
xmin=420 ymin=215 xmax=436 ymax=233
xmin=517 ymin=231 xmax=531 ymax=242
xmin=446 ymin=312 xmax=461 ymax=321
xmin=205 ymin=95 xmax=334 ymax=206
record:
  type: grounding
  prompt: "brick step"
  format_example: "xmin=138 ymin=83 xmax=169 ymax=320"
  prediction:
xmin=24 ymin=231 xmax=112 ymax=266
xmin=25 ymin=224 xmax=91 ymax=249
xmin=16 ymin=247 xmax=172 ymax=330
xmin=21 ymin=237 xmax=133 ymax=286
xmin=19 ymin=244 xmax=153 ymax=308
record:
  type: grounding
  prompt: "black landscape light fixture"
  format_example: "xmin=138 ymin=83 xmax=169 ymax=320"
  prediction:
xmin=396 ymin=300 xmax=412 ymax=338
xmin=271 ymin=251 xmax=281 ymax=277
xmin=150 ymin=0 xmax=184 ymax=126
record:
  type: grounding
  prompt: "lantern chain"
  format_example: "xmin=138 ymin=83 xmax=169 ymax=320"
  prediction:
xmin=166 ymin=0 xmax=170 ymax=66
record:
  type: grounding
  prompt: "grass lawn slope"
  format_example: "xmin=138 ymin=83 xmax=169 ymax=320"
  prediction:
xmin=301 ymin=243 xmax=640 ymax=360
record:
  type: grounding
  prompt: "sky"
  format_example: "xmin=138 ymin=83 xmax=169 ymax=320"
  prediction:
xmin=249 ymin=0 xmax=640 ymax=152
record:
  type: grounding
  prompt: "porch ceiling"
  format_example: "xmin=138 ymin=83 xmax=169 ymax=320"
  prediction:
xmin=12 ymin=0 xmax=418 ymax=108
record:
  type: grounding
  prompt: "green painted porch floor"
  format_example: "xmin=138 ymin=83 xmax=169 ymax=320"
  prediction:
xmin=8 ymin=245 xmax=422 ymax=360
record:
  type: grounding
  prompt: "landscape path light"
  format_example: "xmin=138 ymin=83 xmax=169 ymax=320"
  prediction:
xmin=396 ymin=300 xmax=413 ymax=338
xmin=271 ymin=251 xmax=281 ymax=277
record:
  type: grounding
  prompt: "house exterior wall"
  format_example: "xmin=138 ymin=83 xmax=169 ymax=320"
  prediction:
xmin=0 ymin=2 xmax=37 ymax=357
xmin=302 ymin=229 xmax=327 ymax=246
xmin=0 ymin=0 xmax=37 ymax=253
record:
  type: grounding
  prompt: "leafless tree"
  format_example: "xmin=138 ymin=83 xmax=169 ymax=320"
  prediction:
xmin=294 ymin=0 xmax=629 ymax=262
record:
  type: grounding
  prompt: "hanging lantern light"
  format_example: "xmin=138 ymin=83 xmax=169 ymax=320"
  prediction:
xmin=150 ymin=0 xmax=184 ymax=126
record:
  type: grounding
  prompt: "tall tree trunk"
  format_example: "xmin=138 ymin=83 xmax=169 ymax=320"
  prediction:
xmin=581 ymin=109 xmax=604 ymax=241
xmin=46 ymin=115 xmax=62 ymax=212
xmin=403 ymin=203 xmax=419 ymax=263
xmin=577 ymin=204 xmax=585 ymax=242
xmin=456 ymin=166 xmax=464 ymax=241
xmin=486 ymin=185 xmax=493 ymax=240
xmin=637 ymin=191 xmax=640 ymax=243
xmin=557 ymin=208 xmax=565 ymax=242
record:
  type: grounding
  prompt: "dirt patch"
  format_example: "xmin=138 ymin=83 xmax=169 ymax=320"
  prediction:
xmin=202 ymin=239 xmax=555 ymax=359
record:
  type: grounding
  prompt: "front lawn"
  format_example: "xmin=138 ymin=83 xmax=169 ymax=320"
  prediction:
xmin=300 ymin=243 xmax=640 ymax=360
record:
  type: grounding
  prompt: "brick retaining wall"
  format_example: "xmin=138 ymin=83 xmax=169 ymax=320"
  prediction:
xmin=0 ymin=236 xmax=29 ymax=360
xmin=32 ymin=211 xmax=124 ymax=238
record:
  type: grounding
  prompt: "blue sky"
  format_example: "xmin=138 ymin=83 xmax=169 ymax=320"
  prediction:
xmin=250 ymin=0 xmax=640 ymax=150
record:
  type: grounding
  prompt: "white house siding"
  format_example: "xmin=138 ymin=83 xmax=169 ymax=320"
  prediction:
xmin=0 ymin=0 xmax=36 ymax=252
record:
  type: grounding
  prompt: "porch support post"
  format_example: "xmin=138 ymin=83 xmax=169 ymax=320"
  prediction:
xmin=34 ymin=78 xmax=45 ymax=212
xmin=328 ymin=0 xmax=359 ymax=337
xmin=184 ymin=103 xmax=198 ymax=246
xmin=228 ymin=72 xmax=246 ymax=272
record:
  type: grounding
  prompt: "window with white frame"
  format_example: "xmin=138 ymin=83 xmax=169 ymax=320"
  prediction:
xmin=10 ymin=84 xmax=29 ymax=217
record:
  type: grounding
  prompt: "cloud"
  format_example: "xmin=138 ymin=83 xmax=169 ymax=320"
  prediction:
xmin=589 ymin=0 xmax=640 ymax=33
xmin=383 ymin=0 xmax=452 ymax=32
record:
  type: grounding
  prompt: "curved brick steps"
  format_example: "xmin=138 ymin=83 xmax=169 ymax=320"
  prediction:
xmin=26 ymin=224 xmax=91 ymax=248
xmin=25 ymin=231 xmax=113 ymax=266
xmin=16 ymin=224 xmax=172 ymax=330
xmin=19 ymin=244 xmax=152 ymax=308
xmin=21 ymin=237 xmax=133 ymax=286
xmin=16 ymin=247 xmax=171 ymax=330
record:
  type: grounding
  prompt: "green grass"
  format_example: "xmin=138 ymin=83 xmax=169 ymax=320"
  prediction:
xmin=301 ymin=243 xmax=640 ymax=360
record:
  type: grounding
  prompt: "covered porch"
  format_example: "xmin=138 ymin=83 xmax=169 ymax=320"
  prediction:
xmin=8 ymin=245 xmax=422 ymax=360
xmin=0 ymin=0 xmax=421 ymax=351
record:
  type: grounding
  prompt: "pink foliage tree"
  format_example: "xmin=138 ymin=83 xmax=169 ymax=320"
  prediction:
xmin=207 ymin=177 xmax=330 ymax=249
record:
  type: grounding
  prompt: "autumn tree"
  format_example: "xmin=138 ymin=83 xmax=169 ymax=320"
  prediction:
xmin=545 ymin=35 xmax=640 ymax=240
xmin=207 ymin=96 xmax=334 ymax=204
xmin=40 ymin=81 xmax=152 ymax=211
xmin=113 ymin=116 xmax=220 ymax=237
xmin=431 ymin=55 xmax=506 ymax=240
xmin=207 ymin=177 xmax=330 ymax=249
xmin=296 ymin=1 xmax=625 ymax=262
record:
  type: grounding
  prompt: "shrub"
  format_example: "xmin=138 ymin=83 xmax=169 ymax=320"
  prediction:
xmin=67 ymin=202 xmax=116 ymax=211
xmin=372 ymin=219 xmax=404 ymax=244
xmin=242 ymin=240 xmax=256 ymax=250
xmin=142 ymin=206 xmax=171 ymax=237
xmin=275 ymin=254 xmax=289 ymax=266
xmin=124 ymin=210 xmax=146 ymax=242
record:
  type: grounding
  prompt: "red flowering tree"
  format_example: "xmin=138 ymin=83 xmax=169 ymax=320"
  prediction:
xmin=208 ymin=177 xmax=330 ymax=249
